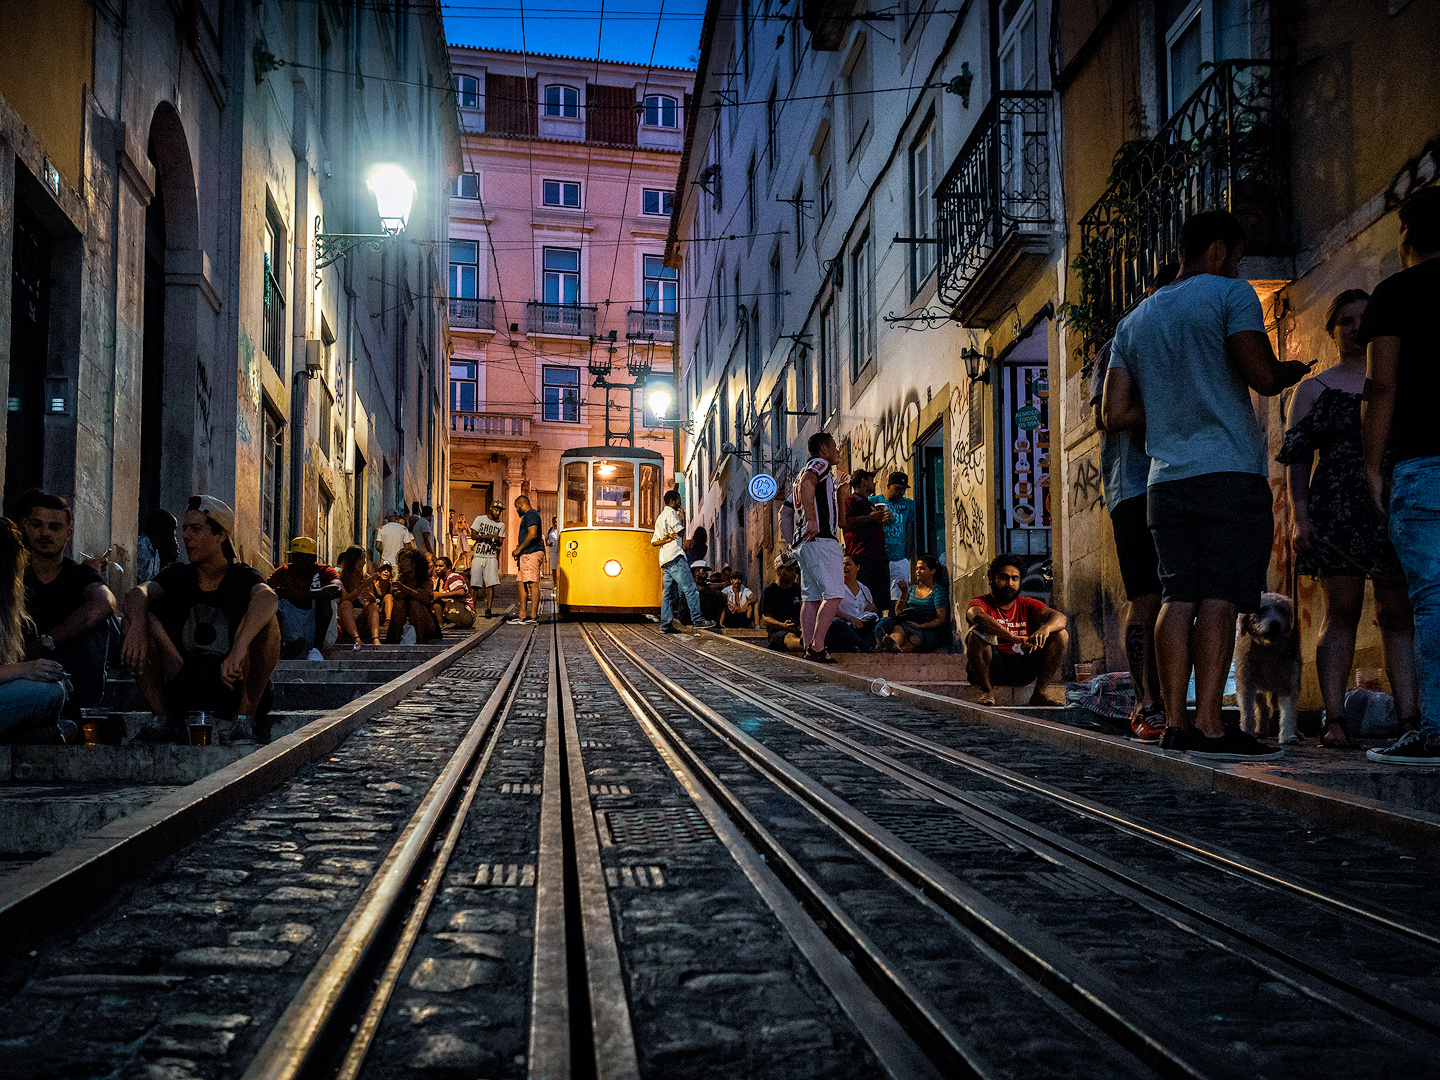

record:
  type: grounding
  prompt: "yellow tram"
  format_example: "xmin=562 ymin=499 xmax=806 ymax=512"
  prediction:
xmin=555 ymin=446 xmax=664 ymax=617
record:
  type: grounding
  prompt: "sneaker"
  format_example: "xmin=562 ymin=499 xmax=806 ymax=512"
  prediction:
xmin=55 ymin=719 xmax=80 ymax=745
xmin=1130 ymin=710 xmax=1166 ymax=743
xmin=660 ymin=624 xmax=682 ymax=635
xmin=1189 ymin=729 xmax=1283 ymax=762
xmin=227 ymin=715 xmax=259 ymax=746
xmin=1158 ymin=726 xmax=1190 ymax=752
xmin=1366 ymin=730 xmax=1440 ymax=766
xmin=804 ymin=649 xmax=838 ymax=664
xmin=307 ymin=648 xmax=325 ymax=662
xmin=692 ymin=619 xmax=713 ymax=629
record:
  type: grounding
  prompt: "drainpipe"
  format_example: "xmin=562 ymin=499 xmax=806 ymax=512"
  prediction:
xmin=289 ymin=74 xmax=312 ymax=547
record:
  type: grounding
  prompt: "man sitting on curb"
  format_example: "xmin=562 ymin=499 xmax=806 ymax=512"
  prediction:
xmin=268 ymin=537 xmax=341 ymax=660
xmin=965 ymin=555 xmax=1069 ymax=706
xmin=121 ymin=495 xmax=280 ymax=744
xmin=15 ymin=489 xmax=119 ymax=713
xmin=432 ymin=556 xmax=475 ymax=628
xmin=762 ymin=552 xmax=804 ymax=653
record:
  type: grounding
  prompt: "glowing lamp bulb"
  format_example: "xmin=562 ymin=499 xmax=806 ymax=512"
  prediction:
xmin=367 ymin=164 xmax=416 ymax=234
xmin=597 ymin=462 xmax=617 ymax=477
xmin=647 ymin=385 xmax=672 ymax=419
xmin=603 ymin=560 xmax=623 ymax=577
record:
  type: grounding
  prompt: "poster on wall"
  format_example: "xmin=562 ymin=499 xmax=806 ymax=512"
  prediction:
xmin=1001 ymin=365 xmax=1051 ymax=537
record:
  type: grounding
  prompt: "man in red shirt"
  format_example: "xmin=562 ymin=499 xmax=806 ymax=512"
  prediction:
xmin=268 ymin=537 xmax=343 ymax=660
xmin=842 ymin=470 xmax=892 ymax=617
xmin=965 ymin=555 xmax=1068 ymax=706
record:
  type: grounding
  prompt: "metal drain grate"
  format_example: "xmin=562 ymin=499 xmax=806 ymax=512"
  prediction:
xmin=865 ymin=809 xmax=1025 ymax=854
xmin=602 ymin=806 xmax=715 ymax=848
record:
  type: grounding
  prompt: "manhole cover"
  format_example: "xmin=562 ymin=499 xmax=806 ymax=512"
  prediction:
xmin=604 ymin=806 xmax=715 ymax=847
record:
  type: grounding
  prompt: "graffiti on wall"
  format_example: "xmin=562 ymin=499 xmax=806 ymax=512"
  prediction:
xmin=1070 ymin=456 xmax=1105 ymax=514
xmin=852 ymin=389 xmax=922 ymax=471
xmin=238 ymin=327 xmax=261 ymax=411
xmin=196 ymin=358 xmax=214 ymax=458
xmin=948 ymin=384 xmax=987 ymax=566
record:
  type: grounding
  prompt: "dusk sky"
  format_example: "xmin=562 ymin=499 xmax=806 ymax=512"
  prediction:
xmin=443 ymin=0 xmax=708 ymax=70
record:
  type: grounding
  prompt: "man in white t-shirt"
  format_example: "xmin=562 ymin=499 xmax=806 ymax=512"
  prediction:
xmin=375 ymin=512 xmax=414 ymax=570
xmin=719 ymin=570 xmax=756 ymax=628
xmin=651 ymin=490 xmax=709 ymax=631
xmin=469 ymin=501 xmax=506 ymax=617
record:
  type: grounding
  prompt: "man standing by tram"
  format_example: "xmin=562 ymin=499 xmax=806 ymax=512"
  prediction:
xmin=794 ymin=432 xmax=845 ymax=663
xmin=652 ymin=490 xmax=710 ymax=633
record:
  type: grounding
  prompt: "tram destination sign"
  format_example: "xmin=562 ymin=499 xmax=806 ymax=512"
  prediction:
xmin=749 ymin=473 xmax=778 ymax=502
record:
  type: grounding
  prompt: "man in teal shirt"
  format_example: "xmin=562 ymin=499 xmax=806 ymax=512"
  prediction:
xmin=870 ymin=471 xmax=915 ymax=613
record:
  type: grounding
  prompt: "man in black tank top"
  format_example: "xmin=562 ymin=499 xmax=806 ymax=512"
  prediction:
xmin=793 ymin=432 xmax=846 ymax=662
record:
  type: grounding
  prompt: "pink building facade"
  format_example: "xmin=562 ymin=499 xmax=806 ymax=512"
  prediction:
xmin=446 ymin=46 xmax=689 ymax=556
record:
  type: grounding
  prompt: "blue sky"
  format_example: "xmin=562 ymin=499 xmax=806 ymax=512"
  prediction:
xmin=442 ymin=0 xmax=707 ymax=70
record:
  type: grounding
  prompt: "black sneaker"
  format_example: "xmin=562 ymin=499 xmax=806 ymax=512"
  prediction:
xmin=1159 ymin=726 xmax=1190 ymax=752
xmin=660 ymin=624 xmax=682 ymax=635
xmin=1189 ymin=729 xmax=1283 ymax=762
xmin=1366 ymin=730 xmax=1440 ymax=766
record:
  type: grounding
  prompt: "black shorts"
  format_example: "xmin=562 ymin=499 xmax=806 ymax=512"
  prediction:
xmin=989 ymin=649 xmax=1044 ymax=687
xmin=1109 ymin=494 xmax=1161 ymax=600
xmin=1147 ymin=472 xmax=1273 ymax=612
xmin=857 ymin=558 xmax=890 ymax=612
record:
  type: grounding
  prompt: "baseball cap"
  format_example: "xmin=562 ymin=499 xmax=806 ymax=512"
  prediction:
xmin=289 ymin=536 xmax=318 ymax=556
xmin=774 ymin=550 xmax=798 ymax=569
xmin=690 ymin=560 xmax=710 ymax=570
xmin=187 ymin=495 xmax=236 ymax=539
xmin=887 ymin=471 xmax=910 ymax=488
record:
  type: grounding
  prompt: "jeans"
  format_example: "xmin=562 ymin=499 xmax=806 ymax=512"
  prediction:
xmin=1390 ymin=456 xmax=1440 ymax=734
xmin=53 ymin=618 xmax=113 ymax=712
xmin=825 ymin=620 xmax=873 ymax=653
xmin=660 ymin=557 xmax=702 ymax=626
xmin=0 ymin=678 xmax=66 ymax=740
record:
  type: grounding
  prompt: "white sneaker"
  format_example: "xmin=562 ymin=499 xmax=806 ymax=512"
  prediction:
xmin=307 ymin=648 xmax=325 ymax=661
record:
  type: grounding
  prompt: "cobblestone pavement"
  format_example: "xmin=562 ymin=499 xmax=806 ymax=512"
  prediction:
xmin=5 ymin=619 xmax=1440 ymax=1079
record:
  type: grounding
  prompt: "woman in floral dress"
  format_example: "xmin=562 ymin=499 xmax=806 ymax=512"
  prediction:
xmin=1279 ymin=289 xmax=1419 ymax=747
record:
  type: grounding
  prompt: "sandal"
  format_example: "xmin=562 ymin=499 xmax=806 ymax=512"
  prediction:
xmin=1320 ymin=718 xmax=1359 ymax=750
xmin=976 ymin=691 xmax=997 ymax=706
xmin=804 ymin=649 xmax=838 ymax=664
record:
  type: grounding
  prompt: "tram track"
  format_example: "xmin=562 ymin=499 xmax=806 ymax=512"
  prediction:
xmin=595 ymin=622 xmax=1440 ymax=1078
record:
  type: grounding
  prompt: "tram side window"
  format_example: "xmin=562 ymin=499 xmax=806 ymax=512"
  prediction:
xmin=593 ymin=461 xmax=634 ymax=526
xmin=564 ymin=462 xmax=589 ymax=527
xmin=638 ymin=464 xmax=660 ymax=530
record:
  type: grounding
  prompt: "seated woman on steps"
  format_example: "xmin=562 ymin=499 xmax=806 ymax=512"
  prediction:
xmin=874 ymin=553 xmax=951 ymax=655
xmin=0 ymin=518 xmax=70 ymax=742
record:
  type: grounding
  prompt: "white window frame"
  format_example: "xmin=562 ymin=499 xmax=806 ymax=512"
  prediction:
xmin=542 ymin=365 xmax=581 ymax=423
xmin=642 ymin=188 xmax=674 ymax=216
xmin=850 ymin=233 xmax=873 ymax=380
xmin=909 ymin=120 xmax=937 ymax=294
xmin=542 ymin=179 xmax=582 ymax=209
xmin=642 ymin=94 xmax=678 ymax=128
xmin=455 ymin=74 xmax=480 ymax=109
xmin=449 ymin=240 xmax=479 ymax=300
xmin=450 ymin=360 xmax=480 ymax=413
xmin=542 ymin=247 xmax=581 ymax=305
xmin=452 ymin=172 xmax=481 ymax=199
xmin=643 ymin=255 xmax=677 ymax=314
xmin=544 ymin=83 xmax=580 ymax=118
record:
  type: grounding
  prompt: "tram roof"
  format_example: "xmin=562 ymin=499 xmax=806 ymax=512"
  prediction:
xmin=559 ymin=446 xmax=665 ymax=462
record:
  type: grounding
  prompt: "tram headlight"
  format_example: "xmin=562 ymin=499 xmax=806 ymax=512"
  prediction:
xmin=603 ymin=559 xmax=623 ymax=577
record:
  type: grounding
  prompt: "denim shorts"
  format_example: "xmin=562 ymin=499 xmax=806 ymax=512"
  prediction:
xmin=1147 ymin=472 xmax=1273 ymax=611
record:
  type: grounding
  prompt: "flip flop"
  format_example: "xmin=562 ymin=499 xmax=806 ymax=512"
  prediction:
xmin=977 ymin=692 xmax=997 ymax=706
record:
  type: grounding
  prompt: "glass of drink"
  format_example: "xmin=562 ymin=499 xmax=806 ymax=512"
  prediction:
xmin=187 ymin=711 xmax=214 ymax=746
xmin=78 ymin=708 xmax=109 ymax=745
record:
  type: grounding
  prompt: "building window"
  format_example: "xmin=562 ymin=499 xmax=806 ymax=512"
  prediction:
xmin=850 ymin=232 xmax=873 ymax=379
xmin=1000 ymin=1 xmax=1038 ymax=93
xmin=643 ymin=94 xmax=678 ymax=128
xmin=818 ymin=169 xmax=832 ymax=222
xmin=452 ymin=172 xmax=480 ymax=199
xmin=542 ymin=180 xmax=582 ymax=208
xmin=748 ymin=306 xmax=761 ymax=390
xmin=642 ymin=189 xmax=674 ymax=216
xmin=1161 ymin=0 xmax=1247 ymax=116
xmin=844 ymin=37 xmax=872 ymax=158
xmin=643 ymin=255 xmax=677 ymax=313
xmin=449 ymin=240 xmax=479 ymax=299
xmin=451 ymin=360 xmax=478 ymax=413
xmin=740 ymin=0 xmax=752 ymax=79
xmin=771 ymin=387 xmax=786 ymax=459
xmin=261 ymin=407 xmax=284 ymax=566
xmin=456 ymin=74 xmax=480 ymax=109
xmin=544 ymin=84 xmax=579 ymax=118
xmin=796 ymin=334 xmax=813 ymax=413
xmin=909 ymin=121 xmax=937 ymax=293
xmin=793 ymin=181 xmax=807 ymax=252
xmin=717 ymin=261 xmax=727 ymax=326
xmin=733 ymin=269 xmax=741 ymax=325
xmin=543 ymin=366 xmax=580 ymax=422
xmin=543 ymin=247 xmax=580 ymax=305
xmin=770 ymin=247 xmax=783 ymax=345
xmin=318 ymin=385 xmax=334 ymax=457
xmin=746 ymin=155 xmax=757 ymax=234
xmin=262 ymin=208 xmax=286 ymax=378
xmin=766 ymin=83 xmax=778 ymax=173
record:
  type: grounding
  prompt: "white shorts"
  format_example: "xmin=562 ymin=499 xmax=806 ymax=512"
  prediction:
xmin=796 ymin=538 xmax=846 ymax=602
xmin=889 ymin=559 xmax=912 ymax=601
xmin=470 ymin=556 xmax=500 ymax=588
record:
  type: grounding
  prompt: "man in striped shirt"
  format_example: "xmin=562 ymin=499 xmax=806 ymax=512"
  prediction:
xmin=793 ymin=432 xmax=846 ymax=663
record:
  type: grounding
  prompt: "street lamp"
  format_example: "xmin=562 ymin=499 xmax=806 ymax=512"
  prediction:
xmin=315 ymin=164 xmax=417 ymax=276
xmin=645 ymin=376 xmax=673 ymax=421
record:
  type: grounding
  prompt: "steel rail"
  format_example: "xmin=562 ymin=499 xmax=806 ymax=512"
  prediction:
xmin=577 ymin=623 xmax=963 ymax=1080
xmin=596 ymin=624 xmax=1210 ymax=1080
xmin=623 ymin=628 xmax=1440 ymax=1045
xmin=673 ymin=631 xmax=1440 ymax=951
xmin=241 ymin=627 xmax=535 ymax=1080
xmin=553 ymin=624 xmax=641 ymax=1080
xmin=529 ymin=624 xmax=570 ymax=1080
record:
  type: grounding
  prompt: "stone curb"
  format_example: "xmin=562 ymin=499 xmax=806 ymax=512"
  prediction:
xmin=0 ymin=618 xmax=508 ymax=944
xmin=701 ymin=633 xmax=1440 ymax=855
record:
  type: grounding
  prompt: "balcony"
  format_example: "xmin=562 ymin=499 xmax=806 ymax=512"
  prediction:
xmin=524 ymin=301 xmax=596 ymax=338
xmin=625 ymin=308 xmax=676 ymax=342
xmin=451 ymin=411 xmax=532 ymax=439
xmin=1072 ymin=61 xmax=1287 ymax=359
xmin=937 ymin=92 xmax=1056 ymax=327
xmin=448 ymin=297 xmax=496 ymax=331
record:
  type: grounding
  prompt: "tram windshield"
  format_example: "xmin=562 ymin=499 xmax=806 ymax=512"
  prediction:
xmin=593 ymin=461 xmax=634 ymax=525
xmin=562 ymin=458 xmax=663 ymax=528
xmin=564 ymin=462 xmax=588 ymax=527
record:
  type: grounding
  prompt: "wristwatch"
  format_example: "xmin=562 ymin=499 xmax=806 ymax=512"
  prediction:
xmin=39 ymin=635 xmax=55 ymax=651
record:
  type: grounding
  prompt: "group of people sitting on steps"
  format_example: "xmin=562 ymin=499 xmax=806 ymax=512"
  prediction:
xmin=0 ymin=489 xmax=482 ymax=746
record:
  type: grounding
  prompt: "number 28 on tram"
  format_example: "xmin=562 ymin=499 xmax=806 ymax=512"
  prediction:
xmin=555 ymin=446 xmax=664 ymax=617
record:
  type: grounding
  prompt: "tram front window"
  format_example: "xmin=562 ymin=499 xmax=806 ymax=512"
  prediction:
xmin=564 ymin=462 xmax=588 ymax=527
xmin=593 ymin=461 xmax=634 ymax=526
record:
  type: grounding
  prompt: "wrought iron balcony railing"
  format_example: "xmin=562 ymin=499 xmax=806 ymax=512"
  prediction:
xmin=448 ymin=297 xmax=496 ymax=330
xmin=1072 ymin=60 xmax=1286 ymax=359
xmin=936 ymin=91 xmax=1056 ymax=315
xmin=451 ymin=411 xmax=532 ymax=439
xmin=524 ymin=301 xmax=597 ymax=337
xmin=626 ymin=308 xmax=676 ymax=341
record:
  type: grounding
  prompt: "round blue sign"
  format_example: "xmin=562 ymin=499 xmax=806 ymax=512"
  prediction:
xmin=749 ymin=472 xmax=778 ymax=502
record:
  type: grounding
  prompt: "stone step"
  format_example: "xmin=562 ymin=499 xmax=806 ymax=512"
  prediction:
xmin=102 ymin=678 xmax=390 ymax=712
xmin=831 ymin=653 xmax=969 ymax=679
xmin=0 ymin=784 xmax=189 ymax=858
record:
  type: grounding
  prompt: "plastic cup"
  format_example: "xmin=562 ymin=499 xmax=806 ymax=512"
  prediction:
xmin=186 ymin=711 xmax=214 ymax=747
xmin=78 ymin=708 xmax=108 ymax=746
xmin=870 ymin=679 xmax=893 ymax=697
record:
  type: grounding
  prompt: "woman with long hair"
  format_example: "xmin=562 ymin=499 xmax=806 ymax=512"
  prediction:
xmin=0 ymin=519 xmax=69 ymax=738
xmin=387 ymin=548 xmax=441 ymax=644
xmin=1279 ymin=289 xmax=1419 ymax=747
xmin=336 ymin=545 xmax=381 ymax=645
xmin=875 ymin=552 xmax=951 ymax=653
